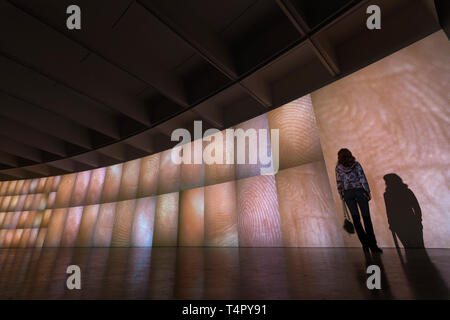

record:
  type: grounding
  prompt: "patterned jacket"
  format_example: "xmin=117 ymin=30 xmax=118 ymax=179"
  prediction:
xmin=335 ymin=161 xmax=370 ymax=198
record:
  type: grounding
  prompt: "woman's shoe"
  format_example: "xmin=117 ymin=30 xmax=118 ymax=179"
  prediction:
xmin=370 ymin=246 xmax=383 ymax=253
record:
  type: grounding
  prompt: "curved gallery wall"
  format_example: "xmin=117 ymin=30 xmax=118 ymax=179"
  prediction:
xmin=0 ymin=30 xmax=448 ymax=249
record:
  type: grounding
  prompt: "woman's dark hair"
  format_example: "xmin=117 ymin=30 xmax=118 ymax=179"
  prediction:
xmin=337 ymin=148 xmax=355 ymax=167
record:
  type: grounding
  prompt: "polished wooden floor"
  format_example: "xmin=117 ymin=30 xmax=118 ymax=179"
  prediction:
xmin=0 ymin=247 xmax=448 ymax=300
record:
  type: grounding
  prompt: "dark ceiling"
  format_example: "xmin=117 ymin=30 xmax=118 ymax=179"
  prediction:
xmin=0 ymin=0 xmax=441 ymax=180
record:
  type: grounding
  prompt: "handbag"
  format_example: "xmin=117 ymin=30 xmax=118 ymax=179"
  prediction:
xmin=342 ymin=200 xmax=355 ymax=234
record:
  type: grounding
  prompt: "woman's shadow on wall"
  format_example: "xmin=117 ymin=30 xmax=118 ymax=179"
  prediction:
xmin=383 ymin=173 xmax=449 ymax=299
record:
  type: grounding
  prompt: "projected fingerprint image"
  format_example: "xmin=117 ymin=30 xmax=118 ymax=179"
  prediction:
xmin=237 ymin=175 xmax=282 ymax=247
xmin=3 ymin=30 xmax=447 ymax=252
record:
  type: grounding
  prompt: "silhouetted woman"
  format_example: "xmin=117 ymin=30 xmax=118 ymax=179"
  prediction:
xmin=335 ymin=148 xmax=382 ymax=253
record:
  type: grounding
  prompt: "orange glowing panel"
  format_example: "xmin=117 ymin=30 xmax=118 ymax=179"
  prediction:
xmin=118 ymin=159 xmax=141 ymax=201
xmin=131 ymin=196 xmax=156 ymax=247
xmin=70 ymin=171 xmax=91 ymax=207
xmin=11 ymin=229 xmax=23 ymax=247
xmin=54 ymin=173 xmax=76 ymax=208
xmin=28 ymin=228 xmax=39 ymax=247
xmin=43 ymin=176 xmax=54 ymax=193
xmin=17 ymin=211 xmax=29 ymax=229
xmin=23 ymin=194 xmax=34 ymax=211
xmin=0 ymin=196 xmax=11 ymax=211
xmin=19 ymin=228 xmax=31 ymax=248
xmin=14 ymin=179 xmax=25 ymax=195
xmin=3 ymin=229 xmax=14 ymax=248
xmin=1 ymin=212 xmax=12 ymax=228
xmin=0 ymin=229 xmax=6 ymax=247
xmin=101 ymin=164 xmax=123 ymax=204
xmin=267 ymin=95 xmax=323 ymax=171
xmin=60 ymin=206 xmax=83 ymax=247
xmin=76 ymin=204 xmax=100 ymax=247
xmin=93 ymin=202 xmax=116 ymax=247
xmin=0 ymin=212 xmax=5 ymax=227
xmin=153 ymin=192 xmax=179 ymax=246
xmin=204 ymin=181 xmax=238 ymax=247
xmin=180 ymin=141 xmax=204 ymax=190
xmin=51 ymin=175 xmax=61 ymax=192
xmin=41 ymin=209 xmax=52 ymax=228
xmin=111 ymin=199 xmax=137 ymax=247
xmin=7 ymin=180 xmax=17 ymax=195
xmin=35 ymin=228 xmax=47 ymax=248
xmin=36 ymin=178 xmax=47 ymax=193
xmin=22 ymin=179 xmax=32 ymax=194
xmin=44 ymin=208 xmax=67 ymax=247
xmin=46 ymin=192 xmax=56 ymax=209
xmin=158 ymin=149 xmax=181 ymax=195
xmin=7 ymin=195 xmax=18 ymax=211
xmin=236 ymin=175 xmax=282 ymax=247
xmin=275 ymin=162 xmax=344 ymax=247
xmin=31 ymin=194 xmax=43 ymax=211
xmin=204 ymin=129 xmax=235 ymax=186
xmin=0 ymin=181 xmax=8 ymax=195
xmin=179 ymin=187 xmax=204 ymax=246
xmin=137 ymin=154 xmax=160 ymax=198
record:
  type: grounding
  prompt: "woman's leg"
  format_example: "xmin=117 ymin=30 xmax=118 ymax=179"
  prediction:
xmin=344 ymin=190 xmax=368 ymax=247
xmin=355 ymin=189 xmax=378 ymax=248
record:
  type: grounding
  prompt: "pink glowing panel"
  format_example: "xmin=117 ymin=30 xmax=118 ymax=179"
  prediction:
xmin=93 ymin=202 xmax=116 ymax=247
xmin=138 ymin=154 xmax=160 ymax=198
xmin=158 ymin=149 xmax=181 ymax=195
xmin=70 ymin=171 xmax=92 ymax=207
xmin=179 ymin=187 xmax=204 ymax=247
xmin=204 ymin=129 xmax=236 ymax=186
xmin=7 ymin=180 xmax=17 ymax=195
xmin=29 ymin=179 xmax=39 ymax=194
xmin=119 ymin=159 xmax=141 ymax=201
xmin=101 ymin=164 xmax=123 ymax=204
xmin=76 ymin=204 xmax=100 ymax=247
xmin=28 ymin=228 xmax=39 ymax=247
xmin=60 ymin=206 xmax=83 ymax=247
xmin=32 ymin=194 xmax=43 ymax=211
xmin=9 ymin=212 xmax=20 ymax=229
xmin=85 ymin=168 xmax=106 ymax=205
xmin=111 ymin=199 xmax=137 ymax=247
xmin=234 ymin=114 xmax=272 ymax=180
xmin=35 ymin=228 xmax=47 ymax=248
xmin=32 ymin=211 xmax=43 ymax=228
xmin=46 ymin=192 xmax=56 ymax=209
xmin=131 ymin=196 xmax=156 ymax=247
xmin=180 ymin=141 xmax=204 ymax=190
xmin=51 ymin=175 xmax=61 ymax=192
xmin=54 ymin=173 xmax=76 ymax=208
xmin=275 ymin=162 xmax=344 ymax=247
xmin=15 ymin=195 xmax=26 ymax=212
xmin=204 ymin=181 xmax=238 ymax=247
xmin=43 ymin=208 xmax=67 ymax=247
xmin=153 ymin=192 xmax=179 ymax=246
xmin=267 ymin=95 xmax=323 ymax=171
xmin=237 ymin=174 xmax=283 ymax=247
